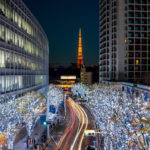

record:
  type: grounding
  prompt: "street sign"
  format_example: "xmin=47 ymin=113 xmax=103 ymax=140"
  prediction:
xmin=127 ymin=87 xmax=130 ymax=94
xmin=49 ymin=105 xmax=55 ymax=113
xmin=66 ymin=96 xmax=69 ymax=100
xmin=131 ymin=88 xmax=135 ymax=93
xmin=144 ymin=92 xmax=148 ymax=101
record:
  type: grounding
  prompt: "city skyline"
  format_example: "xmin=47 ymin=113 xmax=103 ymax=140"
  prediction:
xmin=23 ymin=0 xmax=99 ymax=65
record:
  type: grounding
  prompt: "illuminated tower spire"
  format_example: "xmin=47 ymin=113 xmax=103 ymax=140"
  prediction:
xmin=77 ymin=28 xmax=83 ymax=69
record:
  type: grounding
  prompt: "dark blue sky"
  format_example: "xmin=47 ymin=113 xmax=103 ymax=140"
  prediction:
xmin=23 ymin=0 xmax=99 ymax=65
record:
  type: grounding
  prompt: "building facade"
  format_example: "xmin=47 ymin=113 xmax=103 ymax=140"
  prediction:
xmin=80 ymin=66 xmax=92 ymax=85
xmin=99 ymin=0 xmax=150 ymax=85
xmin=0 ymin=0 xmax=49 ymax=96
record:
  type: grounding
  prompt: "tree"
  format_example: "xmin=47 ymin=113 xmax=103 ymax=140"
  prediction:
xmin=0 ymin=96 xmax=21 ymax=150
xmin=81 ymin=84 xmax=150 ymax=149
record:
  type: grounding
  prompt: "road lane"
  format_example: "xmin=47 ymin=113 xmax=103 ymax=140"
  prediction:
xmin=69 ymin=98 xmax=88 ymax=150
xmin=55 ymin=99 xmax=77 ymax=150
xmin=53 ymin=97 xmax=89 ymax=150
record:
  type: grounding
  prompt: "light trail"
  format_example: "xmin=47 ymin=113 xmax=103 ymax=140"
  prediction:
xmin=55 ymin=101 xmax=74 ymax=150
xmin=62 ymin=112 xmax=78 ymax=150
xmin=70 ymin=101 xmax=84 ymax=150
xmin=78 ymin=105 xmax=88 ymax=150
xmin=69 ymin=98 xmax=89 ymax=150
xmin=55 ymin=97 xmax=89 ymax=150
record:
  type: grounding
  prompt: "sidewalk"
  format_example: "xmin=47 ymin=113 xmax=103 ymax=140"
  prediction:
xmin=14 ymin=120 xmax=47 ymax=150
xmin=14 ymin=104 xmax=65 ymax=150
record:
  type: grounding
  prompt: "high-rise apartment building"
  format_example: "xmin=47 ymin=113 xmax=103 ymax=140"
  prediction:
xmin=0 ymin=0 xmax=49 ymax=97
xmin=99 ymin=0 xmax=150 ymax=85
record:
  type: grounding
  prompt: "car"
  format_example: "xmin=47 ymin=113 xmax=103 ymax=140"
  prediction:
xmin=86 ymin=146 xmax=96 ymax=150
xmin=79 ymin=99 xmax=87 ymax=103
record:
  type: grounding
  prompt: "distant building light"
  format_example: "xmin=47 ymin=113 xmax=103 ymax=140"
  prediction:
xmin=60 ymin=76 xmax=76 ymax=80
xmin=57 ymin=85 xmax=73 ymax=88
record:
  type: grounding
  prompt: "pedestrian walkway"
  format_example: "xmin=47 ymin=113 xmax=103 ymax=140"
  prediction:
xmin=14 ymin=120 xmax=47 ymax=150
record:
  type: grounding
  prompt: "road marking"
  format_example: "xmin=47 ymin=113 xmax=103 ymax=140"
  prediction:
xmin=51 ymin=136 xmax=58 ymax=146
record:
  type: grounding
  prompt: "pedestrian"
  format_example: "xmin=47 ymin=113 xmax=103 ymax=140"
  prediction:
xmin=26 ymin=136 xmax=29 ymax=149
xmin=34 ymin=143 xmax=37 ymax=149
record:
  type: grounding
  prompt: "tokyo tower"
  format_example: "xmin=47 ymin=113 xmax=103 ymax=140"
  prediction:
xmin=77 ymin=28 xmax=84 ymax=69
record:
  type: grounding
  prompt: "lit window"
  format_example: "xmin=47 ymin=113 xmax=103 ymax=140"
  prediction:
xmin=136 ymin=59 xmax=139 ymax=65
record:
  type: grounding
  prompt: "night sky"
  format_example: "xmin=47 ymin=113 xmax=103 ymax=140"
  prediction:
xmin=23 ymin=0 xmax=99 ymax=65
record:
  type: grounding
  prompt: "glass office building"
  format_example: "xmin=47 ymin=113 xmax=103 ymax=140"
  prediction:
xmin=99 ymin=0 xmax=150 ymax=85
xmin=0 ymin=0 xmax=49 ymax=96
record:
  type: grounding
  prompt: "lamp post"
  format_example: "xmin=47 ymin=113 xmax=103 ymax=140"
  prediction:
xmin=63 ymin=91 xmax=67 ymax=118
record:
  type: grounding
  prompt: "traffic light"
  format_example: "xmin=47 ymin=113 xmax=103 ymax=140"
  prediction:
xmin=40 ymin=115 xmax=47 ymax=125
xmin=64 ymin=88 xmax=68 ymax=91
xmin=84 ymin=133 xmax=89 ymax=136
xmin=43 ymin=121 xmax=47 ymax=126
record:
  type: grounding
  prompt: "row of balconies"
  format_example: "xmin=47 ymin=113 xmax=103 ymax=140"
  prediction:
xmin=128 ymin=25 xmax=150 ymax=31
xmin=128 ymin=39 xmax=150 ymax=44
xmin=99 ymin=23 xmax=107 ymax=33
xmin=99 ymin=1 xmax=107 ymax=11
xmin=128 ymin=45 xmax=150 ymax=51
xmin=127 ymin=65 xmax=150 ymax=71
xmin=100 ymin=43 xmax=110 ymax=49
xmin=128 ymin=59 xmax=150 ymax=64
xmin=128 ymin=12 xmax=150 ymax=17
xmin=99 ymin=48 xmax=109 ymax=54
xmin=128 ymin=0 xmax=150 ymax=5
xmin=128 ymin=32 xmax=150 ymax=38
xmin=128 ymin=19 xmax=150 ymax=24
xmin=128 ymin=5 xmax=150 ymax=11
xmin=128 ymin=52 xmax=150 ymax=57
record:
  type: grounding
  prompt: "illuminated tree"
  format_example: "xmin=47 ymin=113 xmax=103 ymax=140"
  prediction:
xmin=87 ymin=85 xmax=150 ymax=149
xmin=47 ymin=84 xmax=63 ymax=107
xmin=17 ymin=92 xmax=46 ymax=137
xmin=0 ymin=91 xmax=47 ymax=149
xmin=0 ymin=96 xmax=21 ymax=150
xmin=72 ymin=83 xmax=89 ymax=100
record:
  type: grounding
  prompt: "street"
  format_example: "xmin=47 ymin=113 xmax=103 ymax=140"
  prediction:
xmin=45 ymin=96 xmax=100 ymax=150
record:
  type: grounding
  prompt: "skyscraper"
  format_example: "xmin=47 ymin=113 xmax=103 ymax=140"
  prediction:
xmin=99 ymin=0 xmax=150 ymax=85
xmin=0 ymin=0 xmax=49 ymax=97
xmin=77 ymin=28 xmax=84 ymax=69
